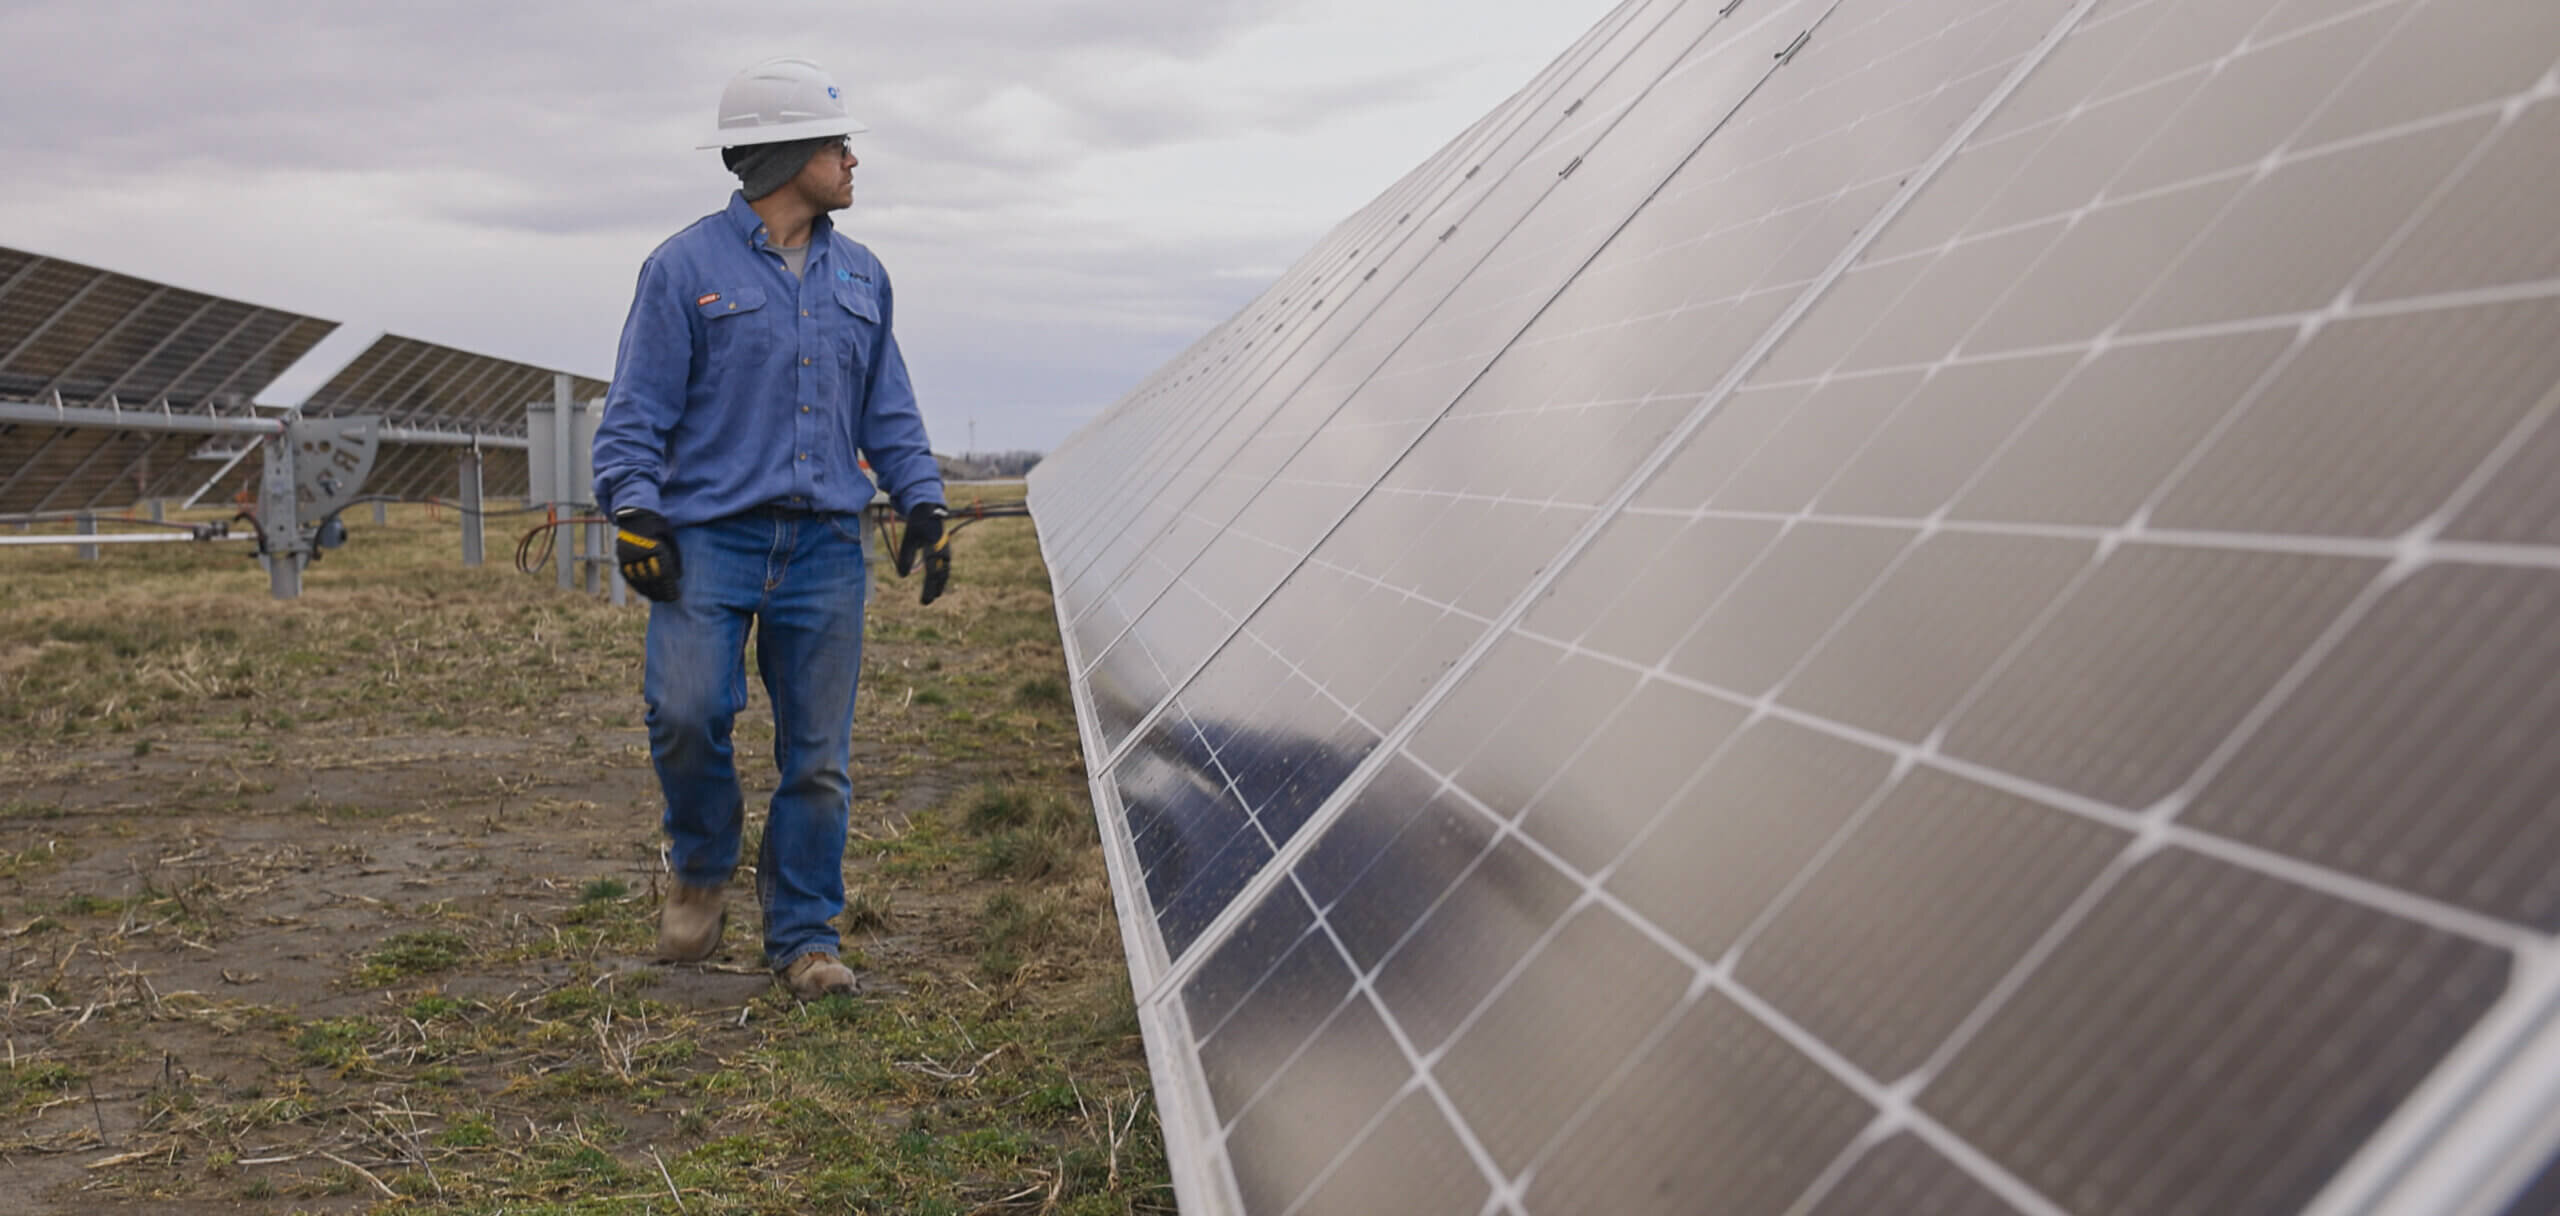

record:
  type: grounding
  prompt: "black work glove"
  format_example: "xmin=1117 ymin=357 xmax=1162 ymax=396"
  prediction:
xmin=614 ymin=507 xmax=682 ymax=602
xmin=893 ymin=502 xmax=952 ymax=606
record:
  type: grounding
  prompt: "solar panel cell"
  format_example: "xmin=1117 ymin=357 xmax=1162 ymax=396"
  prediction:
xmin=2128 ymin=118 xmax=2486 ymax=333
xmin=2151 ymin=299 xmax=2560 ymax=537
xmin=1811 ymin=352 xmax=2082 ymax=515
xmin=1604 ymin=717 xmax=1892 ymax=959
xmin=1436 ymin=906 xmax=1691 ymax=1172
xmin=2363 ymin=97 xmax=2560 ymax=303
xmin=2296 ymin=0 xmax=2558 ymax=148
xmin=1198 ymin=915 xmax=1357 ymax=1119
xmin=1370 ymin=832 xmax=1584 ymax=1054
xmin=1223 ymin=997 xmax=1414 ymax=1214
xmin=2107 ymin=8 xmax=2395 ymax=195
xmin=1515 ymin=680 xmax=1744 ymax=873
xmin=1322 ymin=793 xmax=1497 ymax=972
xmin=1290 ymin=1089 xmax=1487 ymax=1216
xmin=1944 ymin=545 xmax=2381 ymax=809
xmin=1522 ymin=992 xmax=1872 ymax=1216
xmin=1804 ymin=1134 xmax=2025 ymax=1216
xmin=1183 ymin=886 xmax=1322 ymax=1038
xmin=1738 ymin=766 xmax=2129 ymax=1079
xmin=1662 ymin=520 xmax=1909 ymax=695
xmin=1779 ymin=531 xmax=2093 ymax=742
xmin=2184 ymin=564 xmax=2560 ymax=928
xmin=1920 ymin=849 xmax=2509 ymax=1216
xmin=1950 ymin=328 xmax=2295 ymax=526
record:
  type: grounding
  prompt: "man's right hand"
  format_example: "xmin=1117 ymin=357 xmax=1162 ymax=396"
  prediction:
xmin=615 ymin=508 xmax=682 ymax=602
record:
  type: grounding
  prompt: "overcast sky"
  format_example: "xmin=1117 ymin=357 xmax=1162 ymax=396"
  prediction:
xmin=0 ymin=0 xmax=1620 ymax=452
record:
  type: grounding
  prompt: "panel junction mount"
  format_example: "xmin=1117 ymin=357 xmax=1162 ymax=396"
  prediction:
xmin=255 ymin=410 xmax=381 ymax=599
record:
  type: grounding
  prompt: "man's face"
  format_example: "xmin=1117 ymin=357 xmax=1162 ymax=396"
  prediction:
xmin=791 ymin=137 xmax=858 ymax=212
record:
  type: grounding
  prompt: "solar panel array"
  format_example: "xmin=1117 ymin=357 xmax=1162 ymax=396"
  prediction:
xmin=1027 ymin=0 xmax=2560 ymax=1212
xmin=0 ymin=245 xmax=337 ymax=513
xmin=299 ymin=335 xmax=601 ymax=501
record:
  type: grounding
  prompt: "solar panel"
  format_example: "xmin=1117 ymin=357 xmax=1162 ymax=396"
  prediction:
xmin=0 ymin=245 xmax=335 ymax=412
xmin=0 ymin=245 xmax=340 ymax=513
xmin=299 ymin=333 xmax=603 ymax=434
xmin=1028 ymin=0 xmax=2560 ymax=1212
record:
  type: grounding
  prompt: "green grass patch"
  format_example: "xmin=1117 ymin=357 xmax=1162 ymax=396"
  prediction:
xmin=358 ymin=929 xmax=472 ymax=985
xmin=1014 ymin=674 xmax=1069 ymax=709
xmin=294 ymin=1018 xmax=376 ymax=1069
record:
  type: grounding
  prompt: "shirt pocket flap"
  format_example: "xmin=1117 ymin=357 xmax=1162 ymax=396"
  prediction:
xmin=697 ymin=286 xmax=766 ymax=318
xmin=834 ymin=285 xmax=879 ymax=323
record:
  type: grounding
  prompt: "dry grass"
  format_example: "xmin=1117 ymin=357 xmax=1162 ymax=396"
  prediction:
xmin=0 ymin=498 xmax=1169 ymax=1214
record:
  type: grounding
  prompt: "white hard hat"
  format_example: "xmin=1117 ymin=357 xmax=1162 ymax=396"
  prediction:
xmin=696 ymin=57 xmax=868 ymax=150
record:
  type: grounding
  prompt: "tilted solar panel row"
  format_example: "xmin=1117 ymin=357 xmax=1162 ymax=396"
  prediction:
xmin=0 ymin=246 xmax=335 ymax=414
xmin=1 ymin=246 xmax=594 ymax=510
xmin=1031 ymin=0 xmax=2560 ymax=1212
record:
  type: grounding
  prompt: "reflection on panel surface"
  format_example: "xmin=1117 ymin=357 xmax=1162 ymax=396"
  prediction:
xmin=1031 ymin=0 xmax=2560 ymax=1211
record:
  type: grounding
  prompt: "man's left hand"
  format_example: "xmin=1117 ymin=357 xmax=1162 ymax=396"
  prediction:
xmin=895 ymin=503 xmax=952 ymax=606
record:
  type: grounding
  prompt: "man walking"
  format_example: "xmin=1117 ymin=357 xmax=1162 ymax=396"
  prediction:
xmin=593 ymin=57 xmax=949 ymax=998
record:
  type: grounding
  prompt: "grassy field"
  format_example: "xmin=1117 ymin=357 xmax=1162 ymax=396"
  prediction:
xmin=0 ymin=497 xmax=1171 ymax=1214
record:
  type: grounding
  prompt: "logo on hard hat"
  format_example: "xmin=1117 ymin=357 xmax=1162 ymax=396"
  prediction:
xmin=826 ymin=86 xmax=840 ymax=100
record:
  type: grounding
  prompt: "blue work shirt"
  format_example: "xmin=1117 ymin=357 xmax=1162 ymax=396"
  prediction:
xmin=592 ymin=191 xmax=944 ymax=525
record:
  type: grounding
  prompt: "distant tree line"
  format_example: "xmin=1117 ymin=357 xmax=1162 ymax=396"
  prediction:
xmin=936 ymin=449 xmax=1044 ymax=480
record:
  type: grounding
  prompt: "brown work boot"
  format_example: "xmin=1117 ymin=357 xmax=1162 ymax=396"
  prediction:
xmin=654 ymin=882 xmax=727 ymax=963
xmin=779 ymin=951 xmax=857 ymax=998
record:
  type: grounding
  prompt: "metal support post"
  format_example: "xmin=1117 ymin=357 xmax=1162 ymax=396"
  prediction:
xmin=147 ymin=499 xmax=164 ymax=523
xmin=458 ymin=446 xmax=485 ymax=568
xmin=259 ymin=426 xmax=302 ymax=599
xmin=75 ymin=511 xmax=97 ymax=561
xmin=586 ymin=518 xmax=607 ymax=594
xmin=552 ymin=374 xmax=575 ymax=592
xmin=373 ymin=500 xmax=387 ymax=525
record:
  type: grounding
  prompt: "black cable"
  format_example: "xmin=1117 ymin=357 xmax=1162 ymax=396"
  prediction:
xmin=512 ymin=513 xmax=611 ymax=575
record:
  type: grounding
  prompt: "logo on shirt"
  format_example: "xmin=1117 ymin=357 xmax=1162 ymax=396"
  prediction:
xmin=826 ymin=86 xmax=840 ymax=100
xmin=697 ymin=292 xmax=721 ymax=306
xmin=834 ymin=269 xmax=850 ymax=282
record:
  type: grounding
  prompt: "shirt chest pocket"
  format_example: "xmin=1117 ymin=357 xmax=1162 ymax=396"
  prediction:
xmin=832 ymin=284 xmax=879 ymax=381
xmin=697 ymin=286 xmax=770 ymax=365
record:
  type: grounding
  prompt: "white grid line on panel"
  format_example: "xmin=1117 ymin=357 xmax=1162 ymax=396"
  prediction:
xmin=1143 ymin=0 xmax=2107 ymax=1009
xmin=1074 ymin=0 xmax=1808 ymax=761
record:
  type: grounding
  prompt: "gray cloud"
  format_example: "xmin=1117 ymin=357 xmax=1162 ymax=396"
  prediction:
xmin=0 ymin=0 xmax=1619 ymax=450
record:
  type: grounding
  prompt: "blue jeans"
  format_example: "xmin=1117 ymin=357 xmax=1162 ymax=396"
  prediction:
xmin=643 ymin=508 xmax=867 ymax=969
